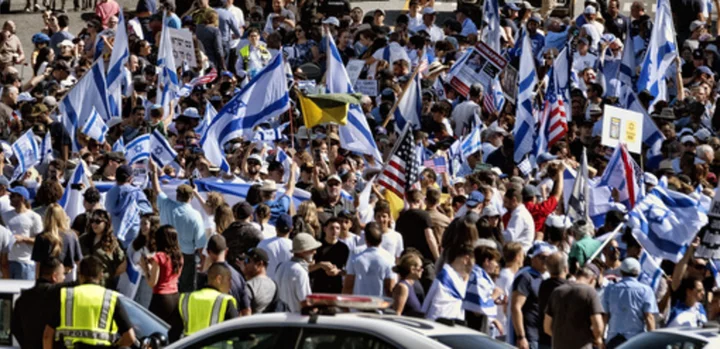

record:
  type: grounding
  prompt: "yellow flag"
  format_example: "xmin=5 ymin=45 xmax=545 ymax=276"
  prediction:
xmin=298 ymin=93 xmax=362 ymax=129
xmin=384 ymin=190 xmax=405 ymax=220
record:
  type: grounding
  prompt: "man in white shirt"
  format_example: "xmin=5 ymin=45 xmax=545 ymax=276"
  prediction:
xmin=422 ymin=244 xmax=474 ymax=321
xmin=572 ymin=37 xmax=598 ymax=74
xmin=343 ymin=223 xmax=395 ymax=297
xmin=372 ymin=203 xmax=404 ymax=260
xmin=2 ymin=187 xmax=42 ymax=280
xmin=407 ymin=0 xmax=423 ymax=28
xmin=451 ymin=83 xmax=483 ymax=137
xmin=274 ymin=233 xmax=321 ymax=312
xmin=257 ymin=213 xmax=293 ymax=280
xmin=412 ymin=7 xmax=445 ymax=43
xmin=502 ymin=184 xmax=535 ymax=252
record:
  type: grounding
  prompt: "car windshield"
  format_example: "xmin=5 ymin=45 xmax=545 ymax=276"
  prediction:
xmin=118 ymin=296 xmax=170 ymax=340
xmin=430 ymin=334 xmax=516 ymax=349
xmin=617 ymin=332 xmax=708 ymax=349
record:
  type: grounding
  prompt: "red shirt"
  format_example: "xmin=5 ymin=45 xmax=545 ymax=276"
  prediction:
xmin=152 ymin=252 xmax=182 ymax=294
xmin=524 ymin=196 xmax=559 ymax=232
xmin=96 ymin=0 xmax=120 ymax=28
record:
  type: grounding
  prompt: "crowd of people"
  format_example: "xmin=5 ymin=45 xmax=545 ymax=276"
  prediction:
xmin=2 ymin=0 xmax=720 ymax=348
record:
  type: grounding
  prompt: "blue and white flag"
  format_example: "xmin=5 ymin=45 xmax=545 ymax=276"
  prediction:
xmin=567 ymin=148 xmax=590 ymax=222
xmin=117 ymin=199 xmax=141 ymax=246
xmin=11 ymin=130 xmax=39 ymax=181
xmin=276 ymin=147 xmax=293 ymax=183
xmin=616 ymin=25 xmax=636 ymax=97
xmin=116 ymin=199 xmax=143 ymax=299
xmin=563 ymin=167 xmax=616 ymax=227
xmin=513 ymin=29 xmax=537 ymax=163
xmin=554 ymin=46 xmax=574 ymax=122
xmin=59 ymin=60 xmax=112 ymax=150
xmin=39 ymin=131 xmax=53 ymax=164
xmin=623 ymin=91 xmax=665 ymax=169
xmin=599 ymin=144 xmax=643 ymax=209
xmin=393 ymin=71 xmax=422 ymax=131
xmin=638 ymin=250 xmax=665 ymax=291
xmin=201 ymin=52 xmax=289 ymax=172
xmin=253 ymin=122 xmax=289 ymax=143
xmin=150 ymin=129 xmax=178 ymax=167
xmin=628 ymin=185 xmax=708 ymax=262
xmin=481 ymin=0 xmax=501 ymax=53
xmin=636 ymin=0 xmax=677 ymax=111
xmin=107 ymin=9 xmax=129 ymax=117
xmin=326 ymin=32 xmax=382 ymax=162
xmin=58 ymin=161 xmax=90 ymax=222
xmin=81 ymin=108 xmax=109 ymax=143
xmin=710 ymin=259 xmax=720 ymax=290
xmin=125 ymin=134 xmax=151 ymax=164
xmin=195 ymin=100 xmax=216 ymax=137
xmin=460 ymin=125 xmax=483 ymax=160
xmin=112 ymin=137 xmax=125 ymax=152
xmin=156 ymin=14 xmax=179 ymax=120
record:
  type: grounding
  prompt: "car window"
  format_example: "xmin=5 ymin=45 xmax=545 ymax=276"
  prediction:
xmin=298 ymin=328 xmax=398 ymax=349
xmin=617 ymin=332 xmax=708 ymax=349
xmin=118 ymin=296 xmax=170 ymax=340
xmin=431 ymin=334 xmax=515 ymax=349
xmin=0 ymin=293 xmax=13 ymax=346
xmin=186 ymin=328 xmax=283 ymax=349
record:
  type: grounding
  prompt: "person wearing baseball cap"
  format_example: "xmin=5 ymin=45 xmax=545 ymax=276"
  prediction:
xmin=257 ymin=213 xmax=293 ymax=280
xmin=200 ymin=234 xmax=252 ymax=317
xmin=5 ymin=185 xmax=42 ymax=280
xmin=507 ymin=241 xmax=557 ymax=347
xmin=275 ymin=233 xmax=322 ymax=312
xmin=602 ymin=257 xmax=658 ymax=346
xmin=241 ymin=247 xmax=277 ymax=313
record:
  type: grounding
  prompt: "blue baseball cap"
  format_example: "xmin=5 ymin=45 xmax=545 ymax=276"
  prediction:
xmin=529 ymin=241 xmax=558 ymax=258
xmin=276 ymin=213 xmax=293 ymax=232
xmin=466 ymin=191 xmax=485 ymax=207
xmin=8 ymin=186 xmax=30 ymax=201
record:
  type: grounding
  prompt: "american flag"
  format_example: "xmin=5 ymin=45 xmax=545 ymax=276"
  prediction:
xmin=483 ymin=78 xmax=505 ymax=116
xmin=378 ymin=126 xmax=420 ymax=198
xmin=177 ymin=68 xmax=218 ymax=97
xmin=423 ymin=157 xmax=447 ymax=174
xmin=542 ymin=68 xmax=568 ymax=148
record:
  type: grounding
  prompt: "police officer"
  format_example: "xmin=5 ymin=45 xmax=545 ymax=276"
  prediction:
xmin=169 ymin=262 xmax=238 ymax=341
xmin=43 ymin=256 xmax=136 ymax=349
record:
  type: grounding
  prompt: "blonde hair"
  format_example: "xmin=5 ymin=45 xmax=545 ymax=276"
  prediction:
xmin=43 ymin=203 xmax=69 ymax=257
xmin=214 ymin=203 xmax=234 ymax=234
xmin=297 ymin=201 xmax=320 ymax=237
xmin=393 ymin=253 xmax=422 ymax=278
xmin=205 ymin=192 xmax=226 ymax=214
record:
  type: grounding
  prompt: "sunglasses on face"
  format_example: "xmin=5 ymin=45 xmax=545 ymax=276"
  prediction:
xmin=91 ymin=219 xmax=106 ymax=225
xmin=248 ymin=160 xmax=261 ymax=166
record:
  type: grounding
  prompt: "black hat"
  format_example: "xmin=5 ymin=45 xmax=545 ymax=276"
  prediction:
xmin=247 ymin=247 xmax=269 ymax=264
xmin=693 ymin=49 xmax=705 ymax=60
xmin=115 ymin=165 xmax=133 ymax=182
xmin=235 ymin=202 xmax=253 ymax=220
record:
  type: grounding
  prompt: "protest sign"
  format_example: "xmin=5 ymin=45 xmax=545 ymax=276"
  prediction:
xmin=448 ymin=42 xmax=507 ymax=97
xmin=346 ymin=59 xmax=365 ymax=86
xmin=601 ymin=106 xmax=644 ymax=154
xmin=167 ymin=28 xmax=197 ymax=69
xmin=697 ymin=189 xmax=720 ymax=259
xmin=501 ymin=65 xmax=518 ymax=103
xmin=355 ymin=79 xmax=378 ymax=96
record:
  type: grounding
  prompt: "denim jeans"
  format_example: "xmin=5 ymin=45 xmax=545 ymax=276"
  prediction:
xmin=10 ymin=261 xmax=35 ymax=280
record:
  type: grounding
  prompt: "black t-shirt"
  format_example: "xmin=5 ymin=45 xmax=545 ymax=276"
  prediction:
xmin=31 ymin=231 xmax=83 ymax=269
xmin=50 ymin=121 xmax=71 ymax=153
xmin=510 ymin=268 xmax=544 ymax=342
xmin=396 ymin=209 xmax=434 ymax=262
xmin=501 ymin=18 xmax=518 ymax=41
xmin=310 ymin=239 xmax=349 ymax=293
xmin=538 ymin=277 xmax=568 ymax=345
xmin=486 ymin=148 xmax=515 ymax=176
xmin=671 ymin=0 xmax=704 ymax=33
xmin=318 ymin=0 xmax=351 ymax=19
xmin=603 ymin=13 xmax=629 ymax=42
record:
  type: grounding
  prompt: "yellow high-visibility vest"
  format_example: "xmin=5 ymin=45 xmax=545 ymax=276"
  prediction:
xmin=239 ymin=44 xmax=271 ymax=71
xmin=57 ymin=284 xmax=120 ymax=348
xmin=179 ymin=288 xmax=237 ymax=336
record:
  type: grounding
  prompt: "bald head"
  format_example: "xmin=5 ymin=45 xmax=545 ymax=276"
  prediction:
xmin=546 ymin=252 xmax=568 ymax=277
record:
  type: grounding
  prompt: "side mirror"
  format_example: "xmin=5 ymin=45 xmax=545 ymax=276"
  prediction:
xmin=141 ymin=332 xmax=168 ymax=349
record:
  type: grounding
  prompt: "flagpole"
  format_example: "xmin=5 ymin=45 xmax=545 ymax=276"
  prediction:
xmin=585 ymin=223 xmax=625 ymax=266
xmin=381 ymin=60 xmax=423 ymax=129
xmin=288 ymin=108 xmax=294 ymax=149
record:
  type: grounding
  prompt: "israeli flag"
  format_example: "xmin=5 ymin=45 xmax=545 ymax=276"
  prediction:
xmin=113 ymin=137 xmax=125 ymax=152
xmin=39 ymin=131 xmax=53 ymax=164
xmin=200 ymin=52 xmax=289 ymax=173
xmin=563 ymin=167 xmax=616 ymax=228
xmin=81 ymin=108 xmax=109 ymax=143
xmin=276 ymin=147 xmax=292 ymax=183
xmin=326 ymin=32 xmax=383 ymax=162
xmin=616 ymin=24 xmax=636 ymax=97
xmin=107 ymin=9 xmax=129 ymax=117
xmin=59 ymin=60 xmax=112 ymax=150
xmin=710 ymin=259 xmax=720 ymax=290
xmin=460 ymin=125 xmax=483 ymax=160
xmin=481 ymin=0 xmax=501 ymax=53
xmin=125 ymin=134 xmax=151 ymax=164
xmin=638 ymin=250 xmax=665 ymax=291
xmin=150 ymin=129 xmax=178 ymax=167
xmin=156 ymin=14 xmax=179 ymax=120
xmin=394 ymin=72 xmax=422 ymax=131
xmin=58 ymin=161 xmax=91 ymax=223
xmin=567 ymin=148 xmax=590 ymax=222
xmin=627 ymin=185 xmax=708 ymax=262
xmin=623 ymin=90 xmax=665 ymax=170
xmin=636 ymin=0 xmax=677 ymax=111
xmin=195 ymin=101 xmax=216 ymax=137
xmin=513 ymin=29 xmax=537 ymax=163
xmin=254 ymin=122 xmax=289 ymax=143
xmin=116 ymin=199 xmax=141 ymax=245
xmin=11 ymin=130 xmax=39 ymax=181
xmin=598 ymin=144 xmax=643 ymax=209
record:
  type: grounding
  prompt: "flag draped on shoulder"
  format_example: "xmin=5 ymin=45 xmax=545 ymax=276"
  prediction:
xmin=326 ymin=32 xmax=382 ymax=162
xmin=598 ymin=144 xmax=643 ymax=209
xmin=636 ymin=0 xmax=677 ymax=111
xmin=299 ymin=93 xmax=362 ymax=129
xmin=157 ymin=12 xmax=180 ymax=120
xmin=513 ymin=29 xmax=537 ymax=163
xmin=393 ymin=72 xmax=422 ymax=131
xmin=200 ymin=52 xmax=289 ymax=173
xmin=11 ymin=130 xmax=39 ymax=181
xmin=627 ymin=185 xmax=708 ymax=262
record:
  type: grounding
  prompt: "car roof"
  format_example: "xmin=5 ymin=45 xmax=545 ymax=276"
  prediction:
xmin=651 ymin=327 xmax=720 ymax=342
xmin=0 ymin=280 xmax=36 ymax=295
xmin=167 ymin=312 xmax=485 ymax=348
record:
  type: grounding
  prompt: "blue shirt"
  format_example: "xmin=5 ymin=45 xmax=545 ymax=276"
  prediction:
xmin=460 ymin=18 xmax=478 ymax=37
xmin=346 ymin=247 xmax=394 ymax=296
xmin=214 ymin=7 xmax=242 ymax=48
xmin=263 ymin=195 xmax=290 ymax=226
xmin=166 ymin=13 xmax=181 ymax=29
xmin=157 ymin=192 xmax=206 ymax=254
xmin=601 ymin=277 xmax=658 ymax=340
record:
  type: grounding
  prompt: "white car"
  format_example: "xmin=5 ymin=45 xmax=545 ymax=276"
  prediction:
xmin=167 ymin=295 xmax=514 ymax=349
xmin=618 ymin=327 xmax=720 ymax=348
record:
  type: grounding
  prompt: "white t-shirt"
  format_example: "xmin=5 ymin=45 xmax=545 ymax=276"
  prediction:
xmin=380 ymin=230 xmax=404 ymax=258
xmin=252 ymin=222 xmax=277 ymax=240
xmin=0 ymin=195 xmax=11 ymax=214
xmin=339 ymin=234 xmax=363 ymax=254
xmin=494 ymin=267 xmax=516 ymax=327
xmin=3 ymin=210 xmax=43 ymax=263
xmin=257 ymin=236 xmax=292 ymax=280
